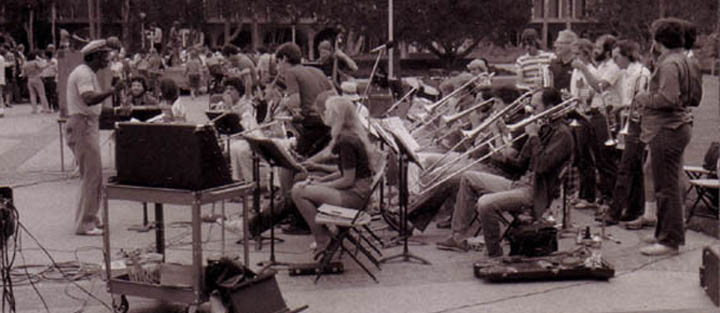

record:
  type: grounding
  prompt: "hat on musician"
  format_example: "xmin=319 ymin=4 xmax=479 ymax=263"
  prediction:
xmin=340 ymin=81 xmax=361 ymax=101
xmin=81 ymin=39 xmax=111 ymax=56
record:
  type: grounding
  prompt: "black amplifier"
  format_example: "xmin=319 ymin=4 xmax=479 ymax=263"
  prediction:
xmin=701 ymin=246 xmax=720 ymax=307
xmin=115 ymin=122 xmax=232 ymax=190
xmin=100 ymin=106 xmax=162 ymax=130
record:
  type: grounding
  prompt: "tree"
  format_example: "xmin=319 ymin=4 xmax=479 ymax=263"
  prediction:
xmin=390 ymin=0 xmax=531 ymax=68
xmin=586 ymin=0 xmax=718 ymax=46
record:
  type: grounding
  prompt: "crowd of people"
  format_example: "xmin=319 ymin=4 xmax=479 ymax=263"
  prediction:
xmin=46 ymin=15 xmax=708 ymax=266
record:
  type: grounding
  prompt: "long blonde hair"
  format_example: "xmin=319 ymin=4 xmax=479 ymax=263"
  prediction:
xmin=325 ymin=96 xmax=375 ymax=171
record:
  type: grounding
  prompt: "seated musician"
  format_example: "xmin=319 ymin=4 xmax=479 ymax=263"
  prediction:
xmin=291 ymin=96 xmax=377 ymax=256
xmin=243 ymin=90 xmax=338 ymax=238
xmin=406 ymin=86 xmax=527 ymax=232
xmin=125 ymin=76 xmax=158 ymax=107
xmin=436 ymin=88 xmax=574 ymax=255
xmin=157 ymin=78 xmax=186 ymax=122
xmin=438 ymin=58 xmax=489 ymax=97
xmin=224 ymin=77 xmax=265 ymax=182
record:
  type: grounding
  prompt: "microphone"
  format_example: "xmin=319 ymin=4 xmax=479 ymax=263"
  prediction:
xmin=370 ymin=41 xmax=395 ymax=53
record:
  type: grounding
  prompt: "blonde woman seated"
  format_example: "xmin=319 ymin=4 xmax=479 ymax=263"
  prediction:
xmin=291 ymin=96 xmax=376 ymax=256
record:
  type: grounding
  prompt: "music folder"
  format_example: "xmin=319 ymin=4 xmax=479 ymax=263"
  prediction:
xmin=377 ymin=117 xmax=423 ymax=169
xmin=205 ymin=110 xmax=244 ymax=135
xmin=243 ymin=135 xmax=304 ymax=172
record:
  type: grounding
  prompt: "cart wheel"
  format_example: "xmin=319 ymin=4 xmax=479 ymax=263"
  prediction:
xmin=112 ymin=295 xmax=128 ymax=313
xmin=186 ymin=304 xmax=198 ymax=313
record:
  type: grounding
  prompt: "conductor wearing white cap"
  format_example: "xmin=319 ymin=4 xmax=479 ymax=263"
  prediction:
xmin=66 ymin=39 xmax=122 ymax=236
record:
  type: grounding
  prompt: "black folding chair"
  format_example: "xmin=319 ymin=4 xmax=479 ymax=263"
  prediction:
xmin=314 ymin=153 xmax=388 ymax=283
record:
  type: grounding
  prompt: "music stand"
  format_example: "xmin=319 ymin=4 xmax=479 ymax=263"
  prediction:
xmin=244 ymin=135 xmax=304 ymax=270
xmin=380 ymin=129 xmax=430 ymax=265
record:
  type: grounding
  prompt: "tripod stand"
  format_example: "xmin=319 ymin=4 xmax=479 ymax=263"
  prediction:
xmin=380 ymin=133 xmax=430 ymax=265
xmin=244 ymin=136 xmax=305 ymax=271
xmin=235 ymin=153 xmax=284 ymax=250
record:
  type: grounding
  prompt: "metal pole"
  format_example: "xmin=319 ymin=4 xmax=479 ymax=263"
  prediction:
xmin=388 ymin=0 xmax=394 ymax=79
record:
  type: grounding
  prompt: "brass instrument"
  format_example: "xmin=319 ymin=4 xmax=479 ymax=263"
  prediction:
xmin=422 ymin=92 xmax=530 ymax=173
xmin=460 ymin=91 xmax=533 ymax=139
xmin=616 ymin=74 xmax=648 ymax=149
xmin=440 ymin=98 xmax=495 ymax=124
xmin=422 ymin=75 xmax=483 ymax=113
xmin=505 ymin=97 xmax=579 ymax=133
xmin=419 ymin=97 xmax=578 ymax=188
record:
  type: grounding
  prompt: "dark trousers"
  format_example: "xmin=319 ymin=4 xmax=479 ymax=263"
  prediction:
xmin=609 ymin=121 xmax=645 ymax=220
xmin=574 ymin=119 xmax=597 ymax=202
xmin=649 ymin=124 xmax=691 ymax=248
xmin=42 ymin=77 xmax=58 ymax=111
xmin=588 ymin=109 xmax=619 ymax=203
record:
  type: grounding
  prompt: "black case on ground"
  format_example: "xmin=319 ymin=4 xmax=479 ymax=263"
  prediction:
xmin=701 ymin=246 xmax=720 ymax=307
xmin=115 ymin=122 xmax=231 ymax=190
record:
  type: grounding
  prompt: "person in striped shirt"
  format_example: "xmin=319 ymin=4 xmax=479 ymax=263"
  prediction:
xmin=515 ymin=28 xmax=555 ymax=90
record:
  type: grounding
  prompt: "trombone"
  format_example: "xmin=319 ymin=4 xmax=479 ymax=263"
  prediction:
xmin=419 ymin=97 xmax=579 ymax=188
xmin=460 ymin=91 xmax=533 ymax=139
xmin=423 ymin=92 xmax=530 ymax=172
xmin=422 ymin=75 xmax=483 ymax=113
xmin=419 ymin=98 xmax=495 ymax=144
xmin=440 ymin=98 xmax=494 ymax=125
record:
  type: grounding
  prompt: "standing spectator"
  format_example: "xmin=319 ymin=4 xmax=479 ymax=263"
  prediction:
xmin=41 ymin=45 xmax=59 ymax=112
xmin=0 ymin=46 xmax=6 ymax=112
xmin=185 ymin=48 xmax=203 ymax=99
xmin=23 ymin=51 xmax=50 ymax=113
xmin=2 ymin=45 xmax=12 ymax=107
xmin=634 ymin=18 xmax=700 ymax=256
xmin=515 ymin=28 xmax=555 ymax=90
xmin=11 ymin=44 xmax=26 ymax=104
xmin=66 ymin=39 xmax=119 ymax=236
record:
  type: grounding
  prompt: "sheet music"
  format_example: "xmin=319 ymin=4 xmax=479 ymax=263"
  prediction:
xmin=378 ymin=117 xmax=420 ymax=152
xmin=243 ymin=135 xmax=304 ymax=172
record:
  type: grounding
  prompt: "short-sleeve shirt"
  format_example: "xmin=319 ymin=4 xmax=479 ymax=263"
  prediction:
xmin=590 ymin=59 xmax=623 ymax=108
xmin=515 ymin=51 xmax=555 ymax=89
xmin=283 ymin=64 xmax=334 ymax=119
xmin=67 ymin=64 xmax=103 ymax=117
xmin=0 ymin=55 xmax=5 ymax=85
xmin=332 ymin=134 xmax=372 ymax=180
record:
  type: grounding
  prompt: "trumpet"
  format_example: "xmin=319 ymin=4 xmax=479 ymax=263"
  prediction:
xmin=440 ymin=98 xmax=495 ymax=124
xmin=460 ymin=91 xmax=533 ymax=139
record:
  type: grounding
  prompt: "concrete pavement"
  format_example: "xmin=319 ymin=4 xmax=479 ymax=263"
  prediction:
xmin=0 ymin=81 xmax=718 ymax=313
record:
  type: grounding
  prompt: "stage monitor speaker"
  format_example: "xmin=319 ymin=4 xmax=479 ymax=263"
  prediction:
xmin=115 ymin=122 xmax=232 ymax=190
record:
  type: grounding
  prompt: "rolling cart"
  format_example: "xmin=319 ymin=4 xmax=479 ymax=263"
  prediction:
xmin=102 ymin=182 xmax=253 ymax=313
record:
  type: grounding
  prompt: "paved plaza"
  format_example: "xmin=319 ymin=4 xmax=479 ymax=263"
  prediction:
xmin=0 ymin=76 xmax=718 ymax=313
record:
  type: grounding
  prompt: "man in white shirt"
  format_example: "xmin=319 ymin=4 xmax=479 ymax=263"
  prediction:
xmin=66 ymin=40 xmax=122 ymax=236
xmin=571 ymin=34 xmax=623 ymax=207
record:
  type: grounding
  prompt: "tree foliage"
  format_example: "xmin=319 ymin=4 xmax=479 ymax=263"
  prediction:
xmin=586 ymin=0 xmax=718 ymax=46
xmin=394 ymin=0 xmax=531 ymax=67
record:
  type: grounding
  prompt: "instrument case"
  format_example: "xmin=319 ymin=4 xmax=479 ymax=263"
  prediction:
xmin=700 ymin=245 xmax=720 ymax=307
